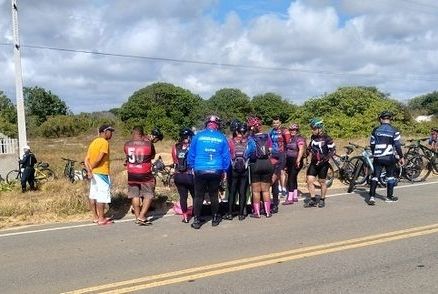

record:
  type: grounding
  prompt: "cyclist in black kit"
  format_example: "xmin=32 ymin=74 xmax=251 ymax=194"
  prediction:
xmin=368 ymin=111 xmax=404 ymax=205
xmin=305 ymin=118 xmax=335 ymax=208
xmin=172 ymin=128 xmax=195 ymax=223
xmin=225 ymin=122 xmax=249 ymax=221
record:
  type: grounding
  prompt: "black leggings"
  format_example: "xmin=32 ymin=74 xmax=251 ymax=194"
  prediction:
xmin=174 ymin=173 xmax=195 ymax=213
xmin=286 ymin=157 xmax=302 ymax=191
xmin=228 ymin=169 xmax=248 ymax=215
xmin=194 ymin=172 xmax=222 ymax=218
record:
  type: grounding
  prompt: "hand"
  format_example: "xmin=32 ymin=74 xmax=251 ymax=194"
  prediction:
xmin=296 ymin=161 xmax=301 ymax=168
xmin=87 ymin=169 xmax=93 ymax=179
xmin=222 ymin=172 xmax=227 ymax=181
xmin=399 ymin=157 xmax=405 ymax=166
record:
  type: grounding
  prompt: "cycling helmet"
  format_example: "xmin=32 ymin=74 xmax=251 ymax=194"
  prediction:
xmin=151 ymin=127 xmax=164 ymax=141
xmin=229 ymin=119 xmax=241 ymax=133
xmin=205 ymin=115 xmax=221 ymax=127
xmin=247 ymin=116 xmax=262 ymax=127
xmin=309 ymin=118 xmax=324 ymax=129
xmin=237 ymin=122 xmax=248 ymax=134
xmin=379 ymin=111 xmax=393 ymax=119
xmin=289 ymin=123 xmax=299 ymax=130
xmin=179 ymin=127 xmax=194 ymax=139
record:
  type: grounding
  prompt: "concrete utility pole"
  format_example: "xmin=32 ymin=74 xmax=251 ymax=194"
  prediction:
xmin=11 ymin=0 xmax=27 ymax=157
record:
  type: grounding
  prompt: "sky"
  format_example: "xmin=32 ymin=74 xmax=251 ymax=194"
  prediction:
xmin=1 ymin=0 xmax=438 ymax=113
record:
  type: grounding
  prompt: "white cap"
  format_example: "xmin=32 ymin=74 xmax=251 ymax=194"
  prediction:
xmin=23 ymin=145 xmax=30 ymax=150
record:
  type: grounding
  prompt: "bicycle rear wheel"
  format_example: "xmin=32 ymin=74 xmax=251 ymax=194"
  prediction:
xmin=404 ymin=155 xmax=431 ymax=182
xmin=6 ymin=170 xmax=21 ymax=184
xmin=35 ymin=168 xmax=56 ymax=183
xmin=347 ymin=157 xmax=368 ymax=185
xmin=347 ymin=159 xmax=365 ymax=193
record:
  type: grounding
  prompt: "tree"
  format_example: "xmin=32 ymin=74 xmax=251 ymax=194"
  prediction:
xmin=118 ymin=83 xmax=205 ymax=138
xmin=0 ymin=91 xmax=17 ymax=137
xmin=24 ymin=86 xmax=70 ymax=124
xmin=251 ymin=93 xmax=296 ymax=125
xmin=408 ymin=91 xmax=438 ymax=115
xmin=207 ymin=88 xmax=253 ymax=124
xmin=298 ymin=86 xmax=412 ymax=138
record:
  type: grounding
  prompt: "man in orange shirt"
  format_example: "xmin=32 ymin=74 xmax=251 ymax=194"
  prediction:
xmin=85 ymin=124 xmax=114 ymax=225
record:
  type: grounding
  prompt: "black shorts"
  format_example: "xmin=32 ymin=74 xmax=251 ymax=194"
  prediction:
xmin=249 ymin=159 xmax=274 ymax=183
xmin=271 ymin=152 xmax=286 ymax=175
xmin=306 ymin=161 xmax=330 ymax=179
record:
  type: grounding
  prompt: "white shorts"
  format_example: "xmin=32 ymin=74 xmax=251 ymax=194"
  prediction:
xmin=89 ymin=174 xmax=111 ymax=204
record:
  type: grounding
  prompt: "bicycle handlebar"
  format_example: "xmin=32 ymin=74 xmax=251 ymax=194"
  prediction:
xmin=406 ymin=138 xmax=429 ymax=143
xmin=61 ymin=157 xmax=77 ymax=162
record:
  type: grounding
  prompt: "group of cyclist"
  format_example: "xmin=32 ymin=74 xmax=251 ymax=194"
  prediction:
xmin=170 ymin=114 xmax=336 ymax=229
xmin=85 ymin=112 xmax=436 ymax=227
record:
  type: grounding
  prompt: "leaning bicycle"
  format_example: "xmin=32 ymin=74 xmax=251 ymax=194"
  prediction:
xmin=62 ymin=157 xmax=88 ymax=183
xmin=6 ymin=161 xmax=56 ymax=185
xmin=402 ymin=138 xmax=438 ymax=182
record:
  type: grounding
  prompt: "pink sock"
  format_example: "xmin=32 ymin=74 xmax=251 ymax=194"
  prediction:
xmin=264 ymin=200 xmax=271 ymax=216
xmin=293 ymin=189 xmax=299 ymax=202
xmin=253 ymin=202 xmax=260 ymax=216
xmin=287 ymin=192 xmax=294 ymax=201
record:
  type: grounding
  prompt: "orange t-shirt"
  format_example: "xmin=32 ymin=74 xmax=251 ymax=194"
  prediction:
xmin=86 ymin=137 xmax=110 ymax=175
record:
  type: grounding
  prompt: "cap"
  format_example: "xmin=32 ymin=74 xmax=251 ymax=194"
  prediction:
xmin=23 ymin=145 xmax=30 ymax=150
xmin=99 ymin=124 xmax=115 ymax=133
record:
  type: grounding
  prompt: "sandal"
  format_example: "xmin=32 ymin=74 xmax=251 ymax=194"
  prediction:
xmin=137 ymin=218 xmax=152 ymax=226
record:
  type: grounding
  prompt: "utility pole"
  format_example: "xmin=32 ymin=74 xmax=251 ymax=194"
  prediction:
xmin=11 ymin=0 xmax=27 ymax=157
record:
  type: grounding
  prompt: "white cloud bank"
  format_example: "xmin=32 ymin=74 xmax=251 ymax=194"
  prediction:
xmin=0 ymin=0 xmax=437 ymax=113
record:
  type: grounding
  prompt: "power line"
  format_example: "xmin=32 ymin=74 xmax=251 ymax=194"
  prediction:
xmin=1 ymin=41 xmax=438 ymax=82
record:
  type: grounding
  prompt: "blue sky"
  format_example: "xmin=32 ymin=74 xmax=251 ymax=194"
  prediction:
xmin=1 ymin=0 xmax=438 ymax=113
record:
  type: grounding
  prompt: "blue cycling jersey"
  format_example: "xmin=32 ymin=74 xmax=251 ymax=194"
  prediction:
xmin=187 ymin=128 xmax=231 ymax=172
xmin=370 ymin=123 xmax=403 ymax=158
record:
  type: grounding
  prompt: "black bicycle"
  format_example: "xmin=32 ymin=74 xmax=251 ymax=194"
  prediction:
xmin=402 ymin=138 xmax=438 ymax=182
xmin=62 ymin=157 xmax=88 ymax=182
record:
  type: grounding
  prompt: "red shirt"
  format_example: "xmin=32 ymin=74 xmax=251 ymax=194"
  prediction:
xmin=124 ymin=139 xmax=155 ymax=183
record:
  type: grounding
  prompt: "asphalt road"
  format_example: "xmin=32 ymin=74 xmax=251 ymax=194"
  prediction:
xmin=1 ymin=180 xmax=438 ymax=294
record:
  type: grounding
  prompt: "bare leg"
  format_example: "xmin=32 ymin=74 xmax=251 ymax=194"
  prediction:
xmin=132 ymin=197 xmax=142 ymax=219
xmin=89 ymin=199 xmax=98 ymax=221
xmin=280 ymin=170 xmax=287 ymax=192
xmin=307 ymin=175 xmax=317 ymax=198
xmin=319 ymin=179 xmax=327 ymax=199
xmin=96 ymin=203 xmax=106 ymax=222
xmin=139 ymin=198 xmax=152 ymax=220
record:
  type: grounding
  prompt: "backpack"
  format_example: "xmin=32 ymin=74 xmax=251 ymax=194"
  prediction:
xmin=232 ymin=139 xmax=247 ymax=172
xmin=175 ymin=143 xmax=189 ymax=172
xmin=254 ymin=133 xmax=270 ymax=159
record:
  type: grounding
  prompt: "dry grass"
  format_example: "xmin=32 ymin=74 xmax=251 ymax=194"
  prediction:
xmin=0 ymin=133 xmax=178 ymax=229
xmin=0 ymin=134 xmax=370 ymax=229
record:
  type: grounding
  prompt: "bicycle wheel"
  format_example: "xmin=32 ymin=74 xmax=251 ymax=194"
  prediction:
xmin=347 ymin=159 xmax=365 ymax=193
xmin=35 ymin=168 xmax=56 ymax=183
xmin=404 ymin=155 xmax=431 ymax=182
xmin=349 ymin=157 xmax=369 ymax=185
xmin=378 ymin=163 xmax=402 ymax=187
xmin=6 ymin=170 xmax=21 ymax=184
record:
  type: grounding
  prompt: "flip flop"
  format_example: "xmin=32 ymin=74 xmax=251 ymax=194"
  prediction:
xmin=137 ymin=218 xmax=152 ymax=226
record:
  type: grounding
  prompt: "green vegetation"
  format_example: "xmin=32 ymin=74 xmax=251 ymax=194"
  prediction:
xmin=0 ymin=84 xmax=436 ymax=140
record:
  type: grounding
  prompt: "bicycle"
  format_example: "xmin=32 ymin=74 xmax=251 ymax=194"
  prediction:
xmin=347 ymin=143 xmax=401 ymax=193
xmin=6 ymin=161 xmax=56 ymax=185
xmin=402 ymin=138 xmax=438 ymax=182
xmin=62 ymin=157 xmax=88 ymax=182
xmin=152 ymin=156 xmax=175 ymax=188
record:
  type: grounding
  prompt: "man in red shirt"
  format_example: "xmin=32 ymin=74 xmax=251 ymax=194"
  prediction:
xmin=124 ymin=126 xmax=156 ymax=226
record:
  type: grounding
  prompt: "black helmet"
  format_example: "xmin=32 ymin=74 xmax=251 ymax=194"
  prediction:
xmin=151 ymin=127 xmax=164 ymax=141
xmin=237 ymin=122 xmax=248 ymax=134
xmin=431 ymin=127 xmax=438 ymax=132
xmin=379 ymin=111 xmax=393 ymax=119
xmin=179 ymin=127 xmax=194 ymax=139
xmin=229 ymin=119 xmax=241 ymax=133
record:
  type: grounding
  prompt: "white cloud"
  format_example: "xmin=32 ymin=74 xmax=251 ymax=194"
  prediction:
xmin=0 ymin=0 xmax=438 ymax=113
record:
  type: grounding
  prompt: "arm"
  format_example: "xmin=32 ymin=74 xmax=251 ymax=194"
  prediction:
xmin=187 ymin=135 xmax=197 ymax=169
xmin=296 ymin=137 xmax=306 ymax=166
xmin=171 ymin=144 xmax=178 ymax=164
xmin=222 ymin=137 xmax=231 ymax=173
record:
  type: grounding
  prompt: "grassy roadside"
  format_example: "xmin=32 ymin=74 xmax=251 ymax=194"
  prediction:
xmin=0 ymin=134 xmax=370 ymax=229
